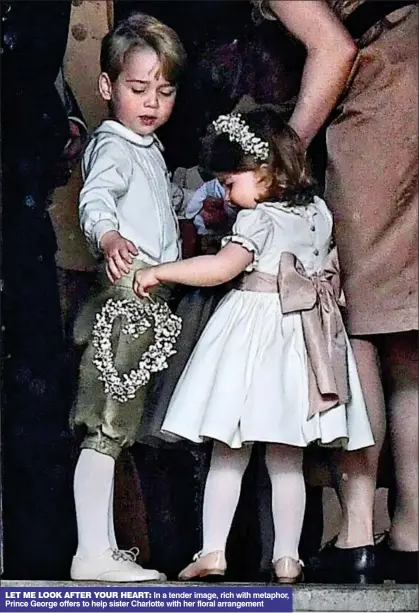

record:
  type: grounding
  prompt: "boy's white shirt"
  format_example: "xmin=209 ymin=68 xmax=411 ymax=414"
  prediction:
xmin=79 ymin=119 xmax=187 ymax=265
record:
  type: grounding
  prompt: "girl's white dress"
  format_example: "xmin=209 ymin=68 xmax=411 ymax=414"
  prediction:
xmin=161 ymin=197 xmax=374 ymax=450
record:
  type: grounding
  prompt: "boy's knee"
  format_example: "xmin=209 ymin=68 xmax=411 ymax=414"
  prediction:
xmin=80 ymin=428 xmax=132 ymax=460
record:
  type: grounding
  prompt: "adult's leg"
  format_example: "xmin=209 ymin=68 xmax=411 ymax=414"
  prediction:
xmin=380 ymin=331 xmax=418 ymax=552
xmin=335 ymin=337 xmax=387 ymax=548
xmin=306 ymin=337 xmax=386 ymax=583
xmin=374 ymin=331 xmax=418 ymax=583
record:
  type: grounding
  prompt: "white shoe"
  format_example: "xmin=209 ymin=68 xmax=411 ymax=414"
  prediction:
xmin=71 ymin=548 xmax=165 ymax=582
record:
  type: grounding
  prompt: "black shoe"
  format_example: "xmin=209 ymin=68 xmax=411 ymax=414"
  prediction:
xmin=305 ymin=536 xmax=381 ymax=584
xmin=375 ymin=532 xmax=419 ymax=584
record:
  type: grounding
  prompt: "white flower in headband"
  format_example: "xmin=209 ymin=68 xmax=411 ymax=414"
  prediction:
xmin=212 ymin=113 xmax=270 ymax=162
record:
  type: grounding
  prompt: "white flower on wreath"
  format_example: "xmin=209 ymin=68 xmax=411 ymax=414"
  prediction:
xmin=91 ymin=298 xmax=182 ymax=403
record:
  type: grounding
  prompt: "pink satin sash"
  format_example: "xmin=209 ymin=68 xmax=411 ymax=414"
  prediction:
xmin=237 ymin=248 xmax=349 ymax=418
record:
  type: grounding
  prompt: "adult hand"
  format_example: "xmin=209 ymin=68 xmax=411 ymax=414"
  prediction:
xmin=64 ymin=120 xmax=86 ymax=163
xmin=53 ymin=120 xmax=87 ymax=186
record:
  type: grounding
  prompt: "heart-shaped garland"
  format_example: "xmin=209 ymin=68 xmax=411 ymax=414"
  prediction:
xmin=91 ymin=298 xmax=182 ymax=403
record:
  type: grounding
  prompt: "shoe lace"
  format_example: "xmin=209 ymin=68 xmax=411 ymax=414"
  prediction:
xmin=111 ymin=547 xmax=140 ymax=563
xmin=192 ymin=551 xmax=202 ymax=562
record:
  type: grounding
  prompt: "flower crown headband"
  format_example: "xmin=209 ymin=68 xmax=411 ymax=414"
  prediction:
xmin=212 ymin=113 xmax=270 ymax=162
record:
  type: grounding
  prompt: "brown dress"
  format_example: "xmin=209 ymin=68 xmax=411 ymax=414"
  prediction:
xmin=326 ymin=1 xmax=418 ymax=335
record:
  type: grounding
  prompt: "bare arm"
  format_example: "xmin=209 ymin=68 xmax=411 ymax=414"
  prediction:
xmin=133 ymin=243 xmax=253 ymax=296
xmin=268 ymin=0 xmax=357 ymax=147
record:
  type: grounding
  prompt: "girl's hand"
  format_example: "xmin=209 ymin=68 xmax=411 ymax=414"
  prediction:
xmin=133 ymin=268 xmax=160 ymax=298
xmin=100 ymin=230 xmax=139 ymax=283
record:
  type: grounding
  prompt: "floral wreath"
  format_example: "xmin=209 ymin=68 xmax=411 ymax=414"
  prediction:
xmin=91 ymin=298 xmax=182 ymax=403
xmin=212 ymin=113 xmax=270 ymax=161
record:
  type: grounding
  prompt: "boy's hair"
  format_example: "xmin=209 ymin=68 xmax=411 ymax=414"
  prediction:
xmin=201 ymin=107 xmax=316 ymax=206
xmin=101 ymin=13 xmax=187 ymax=84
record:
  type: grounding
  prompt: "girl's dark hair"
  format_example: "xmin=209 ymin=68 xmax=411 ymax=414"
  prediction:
xmin=201 ymin=107 xmax=317 ymax=206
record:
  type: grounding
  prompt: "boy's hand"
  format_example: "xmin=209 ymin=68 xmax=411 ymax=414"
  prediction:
xmin=100 ymin=230 xmax=138 ymax=283
xmin=133 ymin=268 xmax=160 ymax=298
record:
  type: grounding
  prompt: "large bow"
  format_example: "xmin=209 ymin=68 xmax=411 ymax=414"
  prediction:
xmin=277 ymin=247 xmax=349 ymax=419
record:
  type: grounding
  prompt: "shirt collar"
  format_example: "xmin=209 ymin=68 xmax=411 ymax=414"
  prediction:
xmin=97 ymin=120 xmax=164 ymax=151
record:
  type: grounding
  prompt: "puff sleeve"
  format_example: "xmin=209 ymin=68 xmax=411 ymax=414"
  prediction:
xmin=221 ymin=208 xmax=272 ymax=271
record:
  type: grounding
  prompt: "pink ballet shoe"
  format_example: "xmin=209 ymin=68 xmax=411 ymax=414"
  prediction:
xmin=178 ymin=551 xmax=226 ymax=581
xmin=273 ymin=557 xmax=304 ymax=584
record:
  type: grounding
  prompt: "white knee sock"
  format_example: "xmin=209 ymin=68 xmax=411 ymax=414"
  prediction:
xmin=202 ymin=443 xmax=252 ymax=555
xmin=74 ymin=448 xmax=115 ymax=559
xmin=108 ymin=479 xmax=118 ymax=550
xmin=265 ymin=444 xmax=306 ymax=562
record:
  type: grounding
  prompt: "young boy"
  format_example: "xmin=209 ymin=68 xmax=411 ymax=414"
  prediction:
xmin=70 ymin=13 xmax=186 ymax=582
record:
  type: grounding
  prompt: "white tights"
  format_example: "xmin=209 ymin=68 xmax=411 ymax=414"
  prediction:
xmin=73 ymin=448 xmax=118 ymax=558
xmin=202 ymin=442 xmax=305 ymax=561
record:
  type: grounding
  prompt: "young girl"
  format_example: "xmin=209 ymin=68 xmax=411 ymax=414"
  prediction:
xmin=133 ymin=107 xmax=374 ymax=583
xmin=70 ymin=14 xmax=187 ymax=582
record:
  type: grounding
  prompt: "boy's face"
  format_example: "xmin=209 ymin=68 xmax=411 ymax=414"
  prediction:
xmin=99 ymin=47 xmax=176 ymax=136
